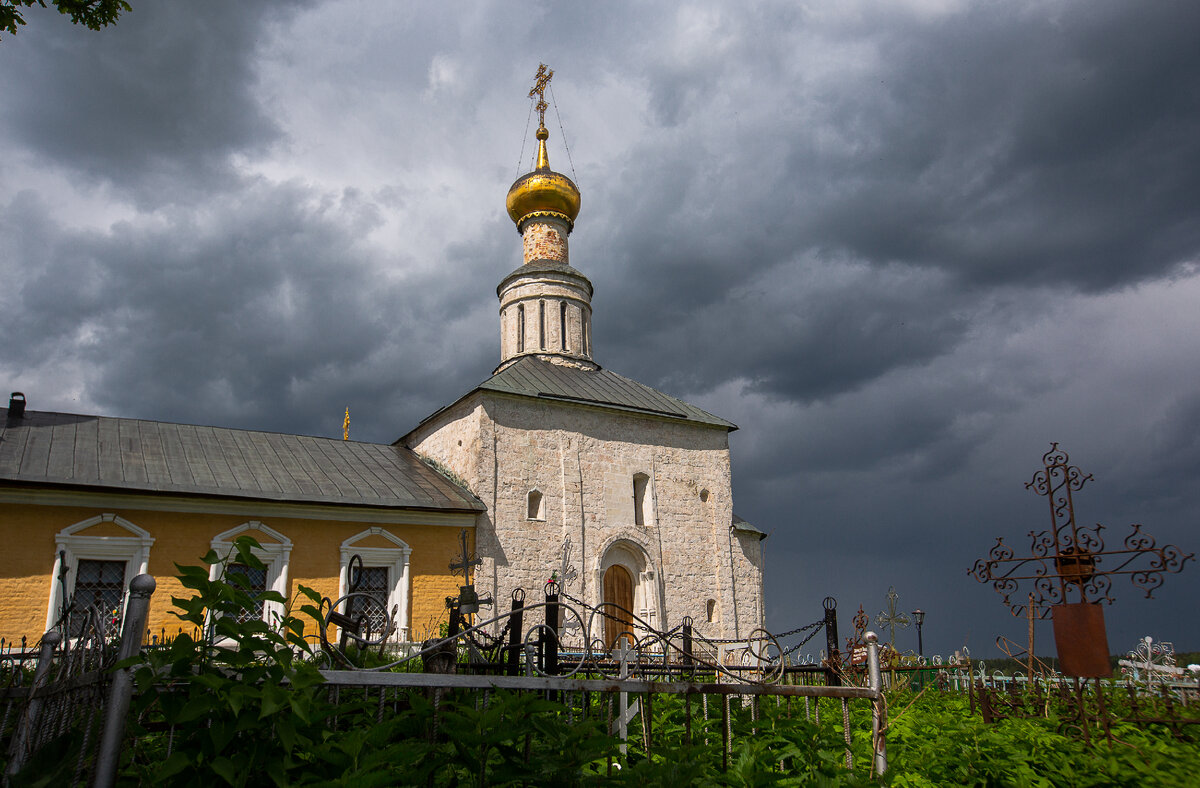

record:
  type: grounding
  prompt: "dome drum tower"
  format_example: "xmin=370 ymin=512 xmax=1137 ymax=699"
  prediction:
xmin=498 ymin=107 xmax=594 ymax=372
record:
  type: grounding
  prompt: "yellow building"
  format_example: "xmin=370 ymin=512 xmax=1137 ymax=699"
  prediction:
xmin=0 ymin=393 xmax=483 ymax=644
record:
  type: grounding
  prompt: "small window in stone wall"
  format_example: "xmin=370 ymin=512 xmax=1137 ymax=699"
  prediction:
xmin=707 ymin=598 xmax=717 ymax=623
xmin=527 ymin=489 xmax=545 ymax=520
xmin=560 ymin=302 xmax=568 ymax=351
xmin=633 ymin=473 xmax=649 ymax=526
xmin=539 ymin=300 xmax=546 ymax=349
xmin=517 ymin=304 xmax=525 ymax=353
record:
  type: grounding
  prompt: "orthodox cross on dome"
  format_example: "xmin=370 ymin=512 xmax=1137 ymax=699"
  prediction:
xmin=875 ymin=587 xmax=911 ymax=648
xmin=528 ymin=63 xmax=554 ymax=128
xmin=969 ymin=443 xmax=1193 ymax=618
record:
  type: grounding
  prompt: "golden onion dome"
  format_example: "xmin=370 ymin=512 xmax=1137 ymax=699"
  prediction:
xmin=506 ymin=125 xmax=581 ymax=232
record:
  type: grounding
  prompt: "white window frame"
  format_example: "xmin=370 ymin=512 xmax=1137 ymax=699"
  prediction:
xmin=46 ymin=513 xmax=155 ymax=632
xmin=339 ymin=527 xmax=412 ymax=642
xmin=209 ymin=521 xmax=293 ymax=624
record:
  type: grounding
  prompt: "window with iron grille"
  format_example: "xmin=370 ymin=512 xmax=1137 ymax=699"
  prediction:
xmin=346 ymin=566 xmax=390 ymax=635
xmin=71 ymin=559 xmax=126 ymax=639
xmin=228 ymin=563 xmax=268 ymax=623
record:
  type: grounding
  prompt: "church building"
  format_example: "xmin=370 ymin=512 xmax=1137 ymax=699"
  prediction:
xmin=0 ymin=76 xmax=765 ymax=646
xmin=402 ymin=94 xmax=765 ymax=643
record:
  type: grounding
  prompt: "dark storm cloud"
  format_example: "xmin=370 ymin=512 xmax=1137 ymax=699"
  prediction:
xmin=0 ymin=179 xmax=497 ymax=442
xmin=2 ymin=0 xmax=1199 ymax=657
xmin=2 ymin=2 xmax=303 ymax=206
xmin=577 ymin=0 xmax=1200 ymax=475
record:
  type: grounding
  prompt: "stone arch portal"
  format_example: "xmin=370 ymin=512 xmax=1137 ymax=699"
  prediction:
xmin=598 ymin=540 xmax=657 ymax=648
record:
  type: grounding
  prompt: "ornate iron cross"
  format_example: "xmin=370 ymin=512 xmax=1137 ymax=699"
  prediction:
xmin=448 ymin=528 xmax=490 ymax=615
xmin=875 ymin=587 xmax=911 ymax=648
xmin=553 ymin=537 xmax=579 ymax=593
xmin=450 ymin=528 xmax=481 ymax=582
xmin=528 ymin=63 xmax=554 ymax=128
xmin=969 ymin=443 xmax=1193 ymax=618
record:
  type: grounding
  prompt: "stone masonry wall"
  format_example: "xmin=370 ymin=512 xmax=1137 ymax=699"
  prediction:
xmin=407 ymin=391 xmax=764 ymax=642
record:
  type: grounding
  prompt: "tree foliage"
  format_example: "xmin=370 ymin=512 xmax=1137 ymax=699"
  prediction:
xmin=1 ymin=0 xmax=130 ymax=39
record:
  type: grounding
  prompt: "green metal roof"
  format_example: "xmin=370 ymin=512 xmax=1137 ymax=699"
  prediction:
xmin=732 ymin=514 xmax=767 ymax=540
xmin=0 ymin=408 xmax=484 ymax=512
xmin=477 ymin=357 xmax=737 ymax=430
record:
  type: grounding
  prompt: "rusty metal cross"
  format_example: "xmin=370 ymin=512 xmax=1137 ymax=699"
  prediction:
xmin=528 ymin=63 xmax=554 ymax=127
xmin=969 ymin=443 xmax=1193 ymax=618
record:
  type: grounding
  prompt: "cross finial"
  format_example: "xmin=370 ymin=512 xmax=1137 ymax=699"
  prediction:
xmin=342 ymin=407 xmax=350 ymax=441
xmin=528 ymin=63 xmax=554 ymax=129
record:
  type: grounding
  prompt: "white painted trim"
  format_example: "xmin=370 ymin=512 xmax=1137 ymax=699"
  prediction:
xmin=338 ymin=527 xmax=412 ymax=642
xmin=209 ymin=521 xmax=293 ymax=623
xmin=46 ymin=513 xmax=155 ymax=632
xmin=0 ymin=487 xmax=481 ymax=526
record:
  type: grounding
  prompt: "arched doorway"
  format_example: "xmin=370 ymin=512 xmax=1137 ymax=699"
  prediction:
xmin=602 ymin=563 xmax=634 ymax=649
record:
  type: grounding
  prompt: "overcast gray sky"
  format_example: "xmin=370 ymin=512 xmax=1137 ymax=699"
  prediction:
xmin=2 ymin=0 xmax=1198 ymax=661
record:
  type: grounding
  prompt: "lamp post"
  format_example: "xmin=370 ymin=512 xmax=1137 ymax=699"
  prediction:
xmin=912 ymin=609 xmax=926 ymax=690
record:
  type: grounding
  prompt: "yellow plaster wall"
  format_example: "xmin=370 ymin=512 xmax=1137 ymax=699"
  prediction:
xmin=0 ymin=502 xmax=468 ymax=644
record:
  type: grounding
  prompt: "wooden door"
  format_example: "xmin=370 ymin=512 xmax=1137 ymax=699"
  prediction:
xmin=602 ymin=564 xmax=634 ymax=649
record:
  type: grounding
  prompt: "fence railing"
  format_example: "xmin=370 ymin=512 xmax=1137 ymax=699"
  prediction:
xmin=0 ymin=574 xmax=890 ymax=785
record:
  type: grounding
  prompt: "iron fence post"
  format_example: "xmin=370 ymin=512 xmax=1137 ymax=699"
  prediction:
xmin=93 ymin=574 xmax=155 ymax=788
xmin=865 ymin=631 xmax=887 ymax=776
xmin=3 ymin=630 xmax=61 ymax=781
xmin=544 ymin=584 xmax=559 ymax=676
xmin=824 ymin=597 xmax=841 ymax=687
xmin=506 ymin=589 xmax=524 ymax=676
xmin=682 ymin=616 xmax=693 ymax=674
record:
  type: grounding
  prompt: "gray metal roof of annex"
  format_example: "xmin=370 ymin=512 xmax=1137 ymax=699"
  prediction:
xmin=473 ymin=356 xmax=736 ymax=430
xmin=0 ymin=408 xmax=484 ymax=512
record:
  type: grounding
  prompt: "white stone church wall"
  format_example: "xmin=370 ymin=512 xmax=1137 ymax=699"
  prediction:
xmin=406 ymin=392 xmax=764 ymax=641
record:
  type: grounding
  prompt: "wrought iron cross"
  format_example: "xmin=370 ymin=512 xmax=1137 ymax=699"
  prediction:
xmin=448 ymin=529 xmax=490 ymax=615
xmin=875 ymin=586 xmax=911 ymax=648
xmin=969 ymin=443 xmax=1193 ymax=618
xmin=450 ymin=528 xmax=482 ymax=582
xmin=528 ymin=63 xmax=554 ymax=128
xmin=555 ymin=537 xmax=578 ymax=593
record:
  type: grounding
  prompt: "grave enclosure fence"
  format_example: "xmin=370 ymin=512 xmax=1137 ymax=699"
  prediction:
xmin=1 ymin=574 xmax=890 ymax=785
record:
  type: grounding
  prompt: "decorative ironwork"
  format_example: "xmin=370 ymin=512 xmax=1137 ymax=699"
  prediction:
xmin=447 ymin=528 xmax=492 ymax=616
xmin=1120 ymin=636 xmax=1180 ymax=687
xmin=551 ymin=537 xmax=579 ymax=594
xmin=969 ymin=443 xmax=1193 ymax=618
xmin=874 ymin=587 xmax=911 ymax=648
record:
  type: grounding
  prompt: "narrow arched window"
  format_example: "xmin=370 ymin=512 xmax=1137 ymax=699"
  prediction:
xmin=560 ymin=302 xmax=568 ymax=351
xmin=539 ymin=300 xmax=546 ymax=349
xmin=527 ymin=490 xmax=544 ymax=520
xmin=707 ymin=599 xmax=717 ymax=623
xmin=633 ymin=473 xmax=649 ymax=526
xmin=582 ymin=312 xmax=589 ymax=356
xmin=517 ymin=304 xmax=525 ymax=353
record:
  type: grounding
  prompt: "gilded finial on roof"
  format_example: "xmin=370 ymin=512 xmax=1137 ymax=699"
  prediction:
xmin=343 ymin=407 xmax=350 ymax=441
xmin=506 ymin=64 xmax=580 ymax=231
